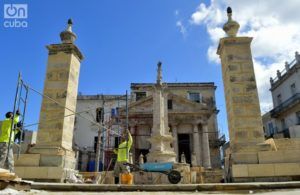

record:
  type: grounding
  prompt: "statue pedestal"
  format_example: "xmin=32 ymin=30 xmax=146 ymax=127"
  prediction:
xmin=147 ymin=135 xmax=176 ymax=163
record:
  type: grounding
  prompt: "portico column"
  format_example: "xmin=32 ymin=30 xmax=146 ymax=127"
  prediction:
xmin=202 ymin=124 xmax=211 ymax=168
xmin=129 ymin=125 xmax=136 ymax=163
xmin=172 ymin=124 xmax=179 ymax=162
xmin=193 ymin=124 xmax=201 ymax=166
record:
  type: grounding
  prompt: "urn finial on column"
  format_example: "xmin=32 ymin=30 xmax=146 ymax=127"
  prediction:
xmin=60 ymin=18 xmax=77 ymax=43
xmin=223 ymin=7 xmax=240 ymax=37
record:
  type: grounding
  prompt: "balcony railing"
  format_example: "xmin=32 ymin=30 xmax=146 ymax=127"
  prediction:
xmin=270 ymin=51 xmax=300 ymax=86
xmin=271 ymin=59 xmax=297 ymax=84
xmin=270 ymin=93 xmax=300 ymax=117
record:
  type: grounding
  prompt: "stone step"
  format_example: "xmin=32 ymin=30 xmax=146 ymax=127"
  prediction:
xmin=232 ymin=163 xmax=300 ymax=178
xmin=15 ymin=166 xmax=64 ymax=180
xmin=14 ymin=154 xmax=40 ymax=166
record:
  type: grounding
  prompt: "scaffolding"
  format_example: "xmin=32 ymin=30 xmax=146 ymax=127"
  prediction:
xmin=7 ymin=73 xmax=125 ymax=173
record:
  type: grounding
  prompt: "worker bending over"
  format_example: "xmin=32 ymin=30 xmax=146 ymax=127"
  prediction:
xmin=0 ymin=110 xmax=20 ymax=172
xmin=113 ymin=129 xmax=132 ymax=184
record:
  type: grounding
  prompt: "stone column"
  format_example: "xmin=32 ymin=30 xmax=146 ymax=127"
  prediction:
xmin=147 ymin=62 xmax=176 ymax=163
xmin=33 ymin=19 xmax=83 ymax=157
xmin=202 ymin=124 xmax=211 ymax=168
xmin=15 ymin=19 xmax=84 ymax=181
xmin=217 ymin=10 xmax=264 ymax=153
xmin=171 ymin=124 xmax=179 ymax=162
xmin=193 ymin=124 xmax=201 ymax=166
xmin=130 ymin=125 xmax=136 ymax=162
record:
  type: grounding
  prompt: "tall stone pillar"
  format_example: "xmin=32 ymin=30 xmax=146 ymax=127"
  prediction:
xmin=171 ymin=124 xmax=179 ymax=162
xmin=15 ymin=19 xmax=84 ymax=181
xmin=192 ymin=124 xmax=201 ymax=166
xmin=147 ymin=62 xmax=176 ymax=163
xmin=217 ymin=8 xmax=264 ymax=153
xmin=202 ymin=125 xmax=211 ymax=168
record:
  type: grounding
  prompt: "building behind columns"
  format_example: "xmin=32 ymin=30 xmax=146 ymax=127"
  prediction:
xmin=73 ymin=95 xmax=126 ymax=171
xmin=74 ymin=82 xmax=225 ymax=171
xmin=262 ymin=52 xmax=300 ymax=139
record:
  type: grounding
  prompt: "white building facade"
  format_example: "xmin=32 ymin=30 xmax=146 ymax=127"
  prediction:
xmin=263 ymin=52 xmax=300 ymax=138
xmin=73 ymin=95 xmax=126 ymax=171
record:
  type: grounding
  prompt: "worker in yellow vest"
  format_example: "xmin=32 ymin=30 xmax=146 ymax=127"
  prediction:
xmin=113 ymin=129 xmax=132 ymax=184
xmin=0 ymin=110 xmax=20 ymax=172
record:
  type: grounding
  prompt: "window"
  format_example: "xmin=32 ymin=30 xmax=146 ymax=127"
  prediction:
xmin=277 ymin=94 xmax=282 ymax=105
xmin=96 ymin=107 xmax=103 ymax=123
xmin=291 ymin=83 xmax=296 ymax=95
xmin=111 ymin=108 xmax=117 ymax=117
xmin=281 ymin=119 xmax=286 ymax=131
xmin=268 ymin=122 xmax=274 ymax=135
xmin=94 ymin=136 xmax=103 ymax=152
xmin=135 ymin=92 xmax=146 ymax=101
xmin=188 ymin=92 xmax=201 ymax=103
xmin=168 ymin=99 xmax=173 ymax=110
xmin=114 ymin=137 xmax=119 ymax=149
xmin=296 ymin=111 xmax=300 ymax=124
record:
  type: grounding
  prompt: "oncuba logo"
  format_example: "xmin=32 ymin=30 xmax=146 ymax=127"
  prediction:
xmin=4 ymin=4 xmax=28 ymax=28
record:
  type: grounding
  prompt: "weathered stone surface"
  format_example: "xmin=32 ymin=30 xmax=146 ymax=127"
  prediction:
xmin=272 ymin=138 xmax=300 ymax=150
xmin=258 ymin=150 xmax=300 ymax=164
xmin=40 ymin=155 xmax=64 ymax=167
xmin=15 ymin=166 xmax=64 ymax=179
xmin=14 ymin=154 xmax=40 ymax=166
xmin=248 ymin=164 xmax=275 ymax=177
xmin=231 ymin=152 xmax=258 ymax=164
xmin=274 ymin=163 xmax=300 ymax=176
xmin=232 ymin=163 xmax=300 ymax=178
xmin=231 ymin=164 xmax=248 ymax=178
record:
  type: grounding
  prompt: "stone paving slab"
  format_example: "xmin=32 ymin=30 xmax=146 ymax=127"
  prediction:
xmin=31 ymin=181 xmax=300 ymax=192
xmin=6 ymin=189 xmax=300 ymax=195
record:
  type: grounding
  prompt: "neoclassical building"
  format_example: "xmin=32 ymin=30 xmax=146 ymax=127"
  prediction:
xmin=118 ymin=82 xmax=224 ymax=168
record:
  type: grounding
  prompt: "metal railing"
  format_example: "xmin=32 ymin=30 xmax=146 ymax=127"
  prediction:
xmin=271 ymin=59 xmax=297 ymax=84
xmin=270 ymin=93 xmax=300 ymax=117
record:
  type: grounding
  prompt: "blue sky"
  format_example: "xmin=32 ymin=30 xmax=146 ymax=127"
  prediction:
xmin=0 ymin=0 xmax=229 ymax=138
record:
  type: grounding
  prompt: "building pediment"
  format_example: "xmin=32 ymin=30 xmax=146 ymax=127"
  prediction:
xmin=119 ymin=92 xmax=212 ymax=116
xmin=167 ymin=93 xmax=209 ymax=113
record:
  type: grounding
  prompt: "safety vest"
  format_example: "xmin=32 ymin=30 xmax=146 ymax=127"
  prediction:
xmin=0 ymin=116 xmax=19 ymax=143
xmin=113 ymin=132 xmax=133 ymax=162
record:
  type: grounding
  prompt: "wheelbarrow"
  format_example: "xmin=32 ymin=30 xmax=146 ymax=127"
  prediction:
xmin=124 ymin=162 xmax=182 ymax=184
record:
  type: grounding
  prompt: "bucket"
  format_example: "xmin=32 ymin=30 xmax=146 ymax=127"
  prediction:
xmin=120 ymin=173 xmax=133 ymax=185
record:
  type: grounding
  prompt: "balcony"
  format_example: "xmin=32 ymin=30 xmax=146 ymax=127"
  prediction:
xmin=210 ymin=133 xmax=226 ymax=147
xmin=270 ymin=93 xmax=300 ymax=117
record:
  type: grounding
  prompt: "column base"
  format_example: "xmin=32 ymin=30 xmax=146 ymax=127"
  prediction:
xmin=147 ymin=151 xmax=176 ymax=163
xmin=15 ymin=166 xmax=78 ymax=182
xmin=14 ymin=146 xmax=77 ymax=182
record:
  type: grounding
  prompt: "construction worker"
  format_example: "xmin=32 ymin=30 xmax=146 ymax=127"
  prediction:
xmin=0 ymin=110 xmax=20 ymax=172
xmin=113 ymin=129 xmax=132 ymax=184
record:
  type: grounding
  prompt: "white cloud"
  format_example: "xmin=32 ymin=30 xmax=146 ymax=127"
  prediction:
xmin=176 ymin=20 xmax=187 ymax=36
xmin=190 ymin=0 xmax=300 ymax=113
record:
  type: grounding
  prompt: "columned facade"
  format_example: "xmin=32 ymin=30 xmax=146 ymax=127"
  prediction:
xmin=167 ymin=121 xmax=211 ymax=167
xmin=193 ymin=123 xmax=201 ymax=166
xmin=118 ymin=82 xmax=221 ymax=169
xmin=171 ymin=124 xmax=179 ymax=162
xmin=202 ymin=124 xmax=212 ymax=168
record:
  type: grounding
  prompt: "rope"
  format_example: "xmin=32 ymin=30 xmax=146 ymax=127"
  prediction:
xmin=26 ymin=85 xmax=125 ymax=134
